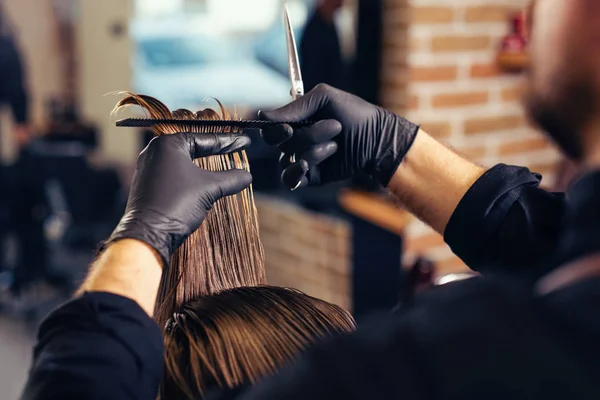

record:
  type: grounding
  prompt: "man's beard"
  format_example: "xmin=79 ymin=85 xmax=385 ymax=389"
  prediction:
xmin=525 ymin=75 xmax=595 ymax=161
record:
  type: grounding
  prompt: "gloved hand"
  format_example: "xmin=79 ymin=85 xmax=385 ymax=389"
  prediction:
xmin=259 ymin=84 xmax=419 ymax=189
xmin=106 ymin=133 xmax=252 ymax=265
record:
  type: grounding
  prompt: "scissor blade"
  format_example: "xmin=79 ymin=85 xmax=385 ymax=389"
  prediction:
xmin=284 ymin=3 xmax=304 ymax=100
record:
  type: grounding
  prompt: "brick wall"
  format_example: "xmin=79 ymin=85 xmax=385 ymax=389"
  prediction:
xmin=256 ymin=196 xmax=352 ymax=311
xmin=382 ymin=0 xmax=562 ymax=274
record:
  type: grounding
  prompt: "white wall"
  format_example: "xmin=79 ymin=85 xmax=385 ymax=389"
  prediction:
xmin=77 ymin=0 xmax=135 ymax=165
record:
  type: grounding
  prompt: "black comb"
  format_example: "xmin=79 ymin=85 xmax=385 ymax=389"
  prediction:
xmin=116 ymin=118 xmax=313 ymax=129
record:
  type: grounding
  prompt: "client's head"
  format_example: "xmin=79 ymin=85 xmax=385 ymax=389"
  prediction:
xmin=161 ymin=286 xmax=355 ymax=398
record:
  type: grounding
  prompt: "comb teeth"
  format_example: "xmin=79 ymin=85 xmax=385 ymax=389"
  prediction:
xmin=115 ymin=118 xmax=313 ymax=129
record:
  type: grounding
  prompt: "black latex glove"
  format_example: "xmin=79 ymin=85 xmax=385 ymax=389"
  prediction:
xmin=106 ymin=133 xmax=252 ymax=265
xmin=259 ymin=84 xmax=419 ymax=189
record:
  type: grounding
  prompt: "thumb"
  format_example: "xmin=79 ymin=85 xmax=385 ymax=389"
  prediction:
xmin=210 ymin=169 xmax=253 ymax=199
xmin=259 ymin=84 xmax=329 ymax=122
xmin=189 ymin=133 xmax=251 ymax=158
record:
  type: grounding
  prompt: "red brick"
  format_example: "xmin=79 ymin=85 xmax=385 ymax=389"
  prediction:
xmin=410 ymin=65 xmax=458 ymax=82
xmin=465 ymin=6 xmax=519 ymax=23
xmin=432 ymin=91 xmax=489 ymax=108
xmin=465 ymin=115 xmax=525 ymax=135
xmin=431 ymin=35 xmax=492 ymax=52
xmin=412 ymin=6 xmax=454 ymax=24
xmin=498 ymin=137 xmax=550 ymax=155
xmin=470 ymin=63 xmax=500 ymax=79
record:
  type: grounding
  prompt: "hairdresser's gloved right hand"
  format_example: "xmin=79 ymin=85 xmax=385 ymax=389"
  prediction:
xmin=259 ymin=84 xmax=420 ymax=189
xmin=106 ymin=133 xmax=252 ymax=265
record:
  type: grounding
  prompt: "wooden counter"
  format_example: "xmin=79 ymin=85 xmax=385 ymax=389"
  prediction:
xmin=339 ymin=190 xmax=411 ymax=236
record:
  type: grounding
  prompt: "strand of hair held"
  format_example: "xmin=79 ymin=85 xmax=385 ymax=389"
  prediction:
xmin=112 ymin=93 xmax=266 ymax=328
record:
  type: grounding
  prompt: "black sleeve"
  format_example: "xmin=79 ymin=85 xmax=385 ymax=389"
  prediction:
xmin=21 ymin=292 xmax=164 ymax=400
xmin=444 ymin=164 xmax=565 ymax=281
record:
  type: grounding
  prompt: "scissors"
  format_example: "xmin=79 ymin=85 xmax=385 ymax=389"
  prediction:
xmin=284 ymin=3 xmax=304 ymax=101
xmin=283 ymin=3 xmax=305 ymax=190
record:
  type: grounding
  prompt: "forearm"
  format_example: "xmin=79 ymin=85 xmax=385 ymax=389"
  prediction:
xmin=389 ymin=130 xmax=564 ymax=276
xmin=78 ymin=239 xmax=163 ymax=315
xmin=389 ymin=130 xmax=485 ymax=234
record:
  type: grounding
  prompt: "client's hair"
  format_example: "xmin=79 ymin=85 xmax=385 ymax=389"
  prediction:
xmin=113 ymin=94 xmax=356 ymax=399
xmin=162 ymin=287 xmax=355 ymax=397
xmin=114 ymin=94 xmax=266 ymax=327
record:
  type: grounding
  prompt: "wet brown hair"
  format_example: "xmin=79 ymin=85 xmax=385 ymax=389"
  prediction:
xmin=162 ymin=286 xmax=355 ymax=398
xmin=113 ymin=94 xmax=356 ymax=399
xmin=114 ymin=93 xmax=266 ymax=328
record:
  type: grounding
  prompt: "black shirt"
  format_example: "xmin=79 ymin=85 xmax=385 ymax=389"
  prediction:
xmin=300 ymin=9 xmax=345 ymax=92
xmin=21 ymin=164 xmax=600 ymax=399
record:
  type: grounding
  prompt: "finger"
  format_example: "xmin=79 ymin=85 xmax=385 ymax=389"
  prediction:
xmin=281 ymin=160 xmax=309 ymax=190
xmin=297 ymin=141 xmax=338 ymax=165
xmin=259 ymin=100 xmax=314 ymax=123
xmin=261 ymin=124 xmax=293 ymax=146
xmin=188 ymin=133 xmax=252 ymax=158
xmin=209 ymin=170 xmax=253 ymax=198
xmin=278 ymin=120 xmax=342 ymax=154
xmin=258 ymin=84 xmax=331 ymax=122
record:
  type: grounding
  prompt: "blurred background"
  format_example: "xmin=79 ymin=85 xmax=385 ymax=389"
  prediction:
xmin=0 ymin=0 xmax=573 ymax=397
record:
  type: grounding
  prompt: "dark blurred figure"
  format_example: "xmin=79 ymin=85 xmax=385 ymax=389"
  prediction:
xmin=303 ymin=0 xmax=382 ymax=193
xmin=5 ymin=151 xmax=52 ymax=295
xmin=300 ymin=0 xmax=346 ymax=92
xmin=0 ymin=10 xmax=74 ymax=312
xmin=298 ymin=0 xmax=360 ymax=210
xmin=0 ymin=9 xmax=31 ymax=149
xmin=0 ymin=8 xmax=31 ymax=285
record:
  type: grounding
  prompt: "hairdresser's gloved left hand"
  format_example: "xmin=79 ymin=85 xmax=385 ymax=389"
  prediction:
xmin=107 ymin=133 xmax=252 ymax=265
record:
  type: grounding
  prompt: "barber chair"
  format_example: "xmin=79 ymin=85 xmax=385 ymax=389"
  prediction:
xmin=32 ymin=140 xmax=123 ymax=272
xmin=0 ymin=140 xmax=124 ymax=321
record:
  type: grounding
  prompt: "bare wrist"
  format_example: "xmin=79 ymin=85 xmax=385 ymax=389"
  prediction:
xmin=79 ymin=238 xmax=164 ymax=315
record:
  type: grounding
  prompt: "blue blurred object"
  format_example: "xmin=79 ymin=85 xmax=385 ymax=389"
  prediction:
xmin=138 ymin=36 xmax=239 ymax=68
xmin=132 ymin=32 xmax=291 ymax=111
